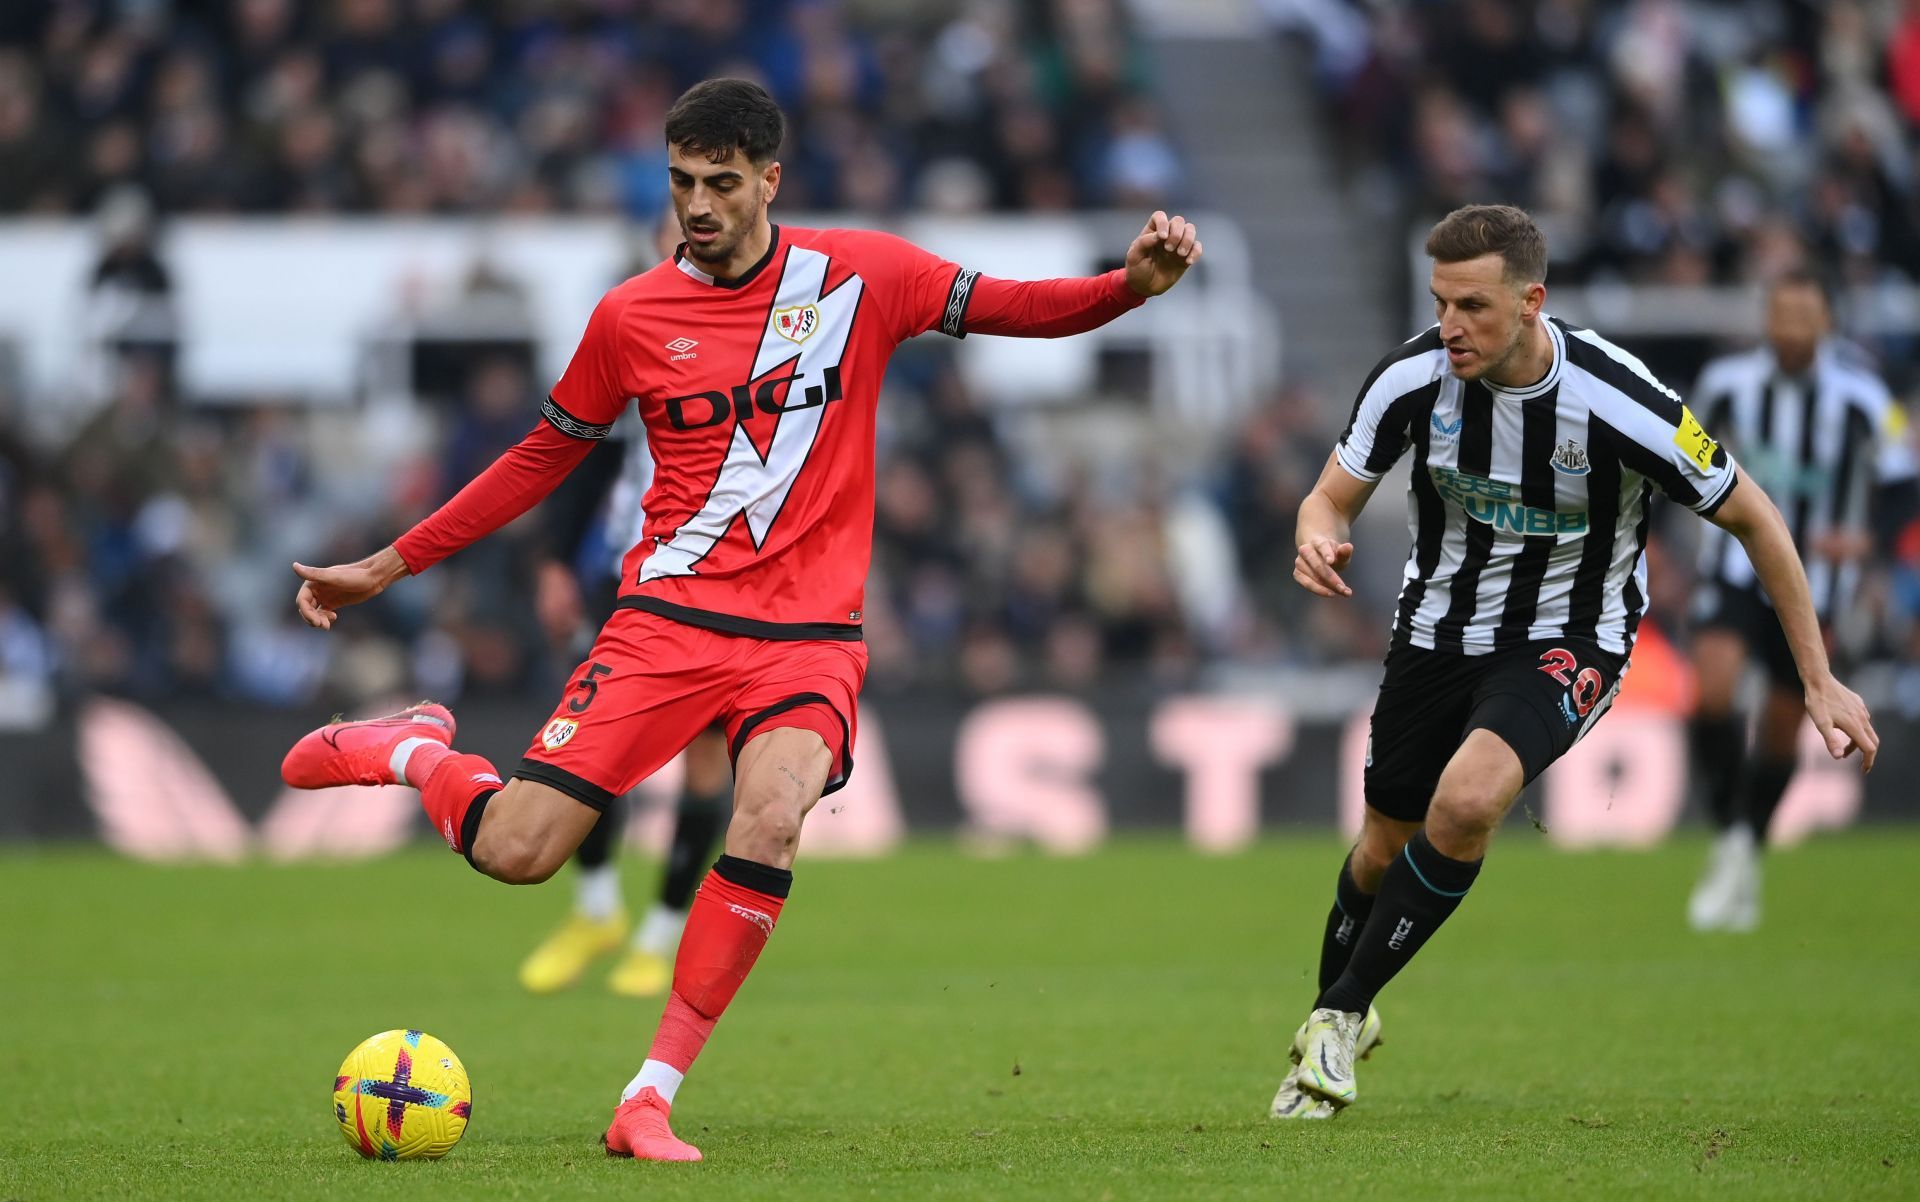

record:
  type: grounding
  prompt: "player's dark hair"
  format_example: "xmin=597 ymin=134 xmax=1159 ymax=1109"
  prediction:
xmin=1425 ymin=204 xmax=1549 ymax=285
xmin=1769 ymin=267 xmax=1833 ymax=311
xmin=664 ymin=78 xmax=785 ymax=165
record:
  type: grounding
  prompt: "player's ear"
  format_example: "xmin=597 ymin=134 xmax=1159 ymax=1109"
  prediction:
xmin=761 ymin=159 xmax=781 ymax=204
xmin=1520 ymin=281 xmax=1546 ymax=320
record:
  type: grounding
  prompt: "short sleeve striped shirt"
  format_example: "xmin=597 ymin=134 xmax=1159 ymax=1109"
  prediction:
xmin=1336 ymin=316 xmax=1737 ymax=656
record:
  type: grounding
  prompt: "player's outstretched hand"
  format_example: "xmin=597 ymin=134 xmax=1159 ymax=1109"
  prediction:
xmin=1125 ymin=211 xmax=1202 ymax=297
xmin=1294 ymin=537 xmax=1355 ymax=599
xmin=293 ymin=546 xmax=410 ymax=631
xmin=1804 ymin=673 xmax=1878 ymax=772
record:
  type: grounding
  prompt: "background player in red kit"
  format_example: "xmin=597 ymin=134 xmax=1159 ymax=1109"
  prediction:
xmin=280 ymin=78 xmax=1202 ymax=1163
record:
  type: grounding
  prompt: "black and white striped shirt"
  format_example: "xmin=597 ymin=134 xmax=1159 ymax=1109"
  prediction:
xmin=1690 ymin=341 xmax=1915 ymax=621
xmin=606 ymin=416 xmax=656 ymax=578
xmin=1338 ymin=316 xmax=1738 ymax=657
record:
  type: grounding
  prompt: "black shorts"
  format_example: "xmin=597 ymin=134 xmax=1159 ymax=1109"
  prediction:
xmin=1690 ymin=581 xmax=1801 ymax=691
xmin=1364 ymin=636 xmax=1627 ymax=823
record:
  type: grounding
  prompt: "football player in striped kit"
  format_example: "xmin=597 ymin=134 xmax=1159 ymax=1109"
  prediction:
xmin=1683 ymin=271 xmax=1917 ymax=931
xmin=516 ymin=209 xmax=735 ymax=998
xmin=1271 ymin=205 xmax=1878 ymax=1120
xmin=518 ymin=407 xmax=735 ymax=997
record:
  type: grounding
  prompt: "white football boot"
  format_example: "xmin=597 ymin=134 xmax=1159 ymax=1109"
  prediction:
xmin=1688 ymin=825 xmax=1760 ymax=932
xmin=1272 ymin=1005 xmax=1378 ymax=1117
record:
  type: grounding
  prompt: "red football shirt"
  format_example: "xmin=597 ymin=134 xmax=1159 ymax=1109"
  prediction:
xmin=396 ymin=224 xmax=1145 ymax=640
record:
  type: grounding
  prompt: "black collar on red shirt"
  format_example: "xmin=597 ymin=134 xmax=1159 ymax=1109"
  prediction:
xmin=673 ymin=224 xmax=782 ymax=290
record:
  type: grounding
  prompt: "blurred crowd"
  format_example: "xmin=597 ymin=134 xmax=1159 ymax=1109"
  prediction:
xmin=0 ymin=345 xmax=1908 ymax=718
xmin=9 ymin=0 xmax=1920 ymax=716
xmin=0 ymin=325 xmax=1379 ymax=709
xmin=38 ymin=302 xmax=1920 ymax=714
xmin=0 ymin=0 xmax=1179 ymax=218
xmin=1278 ymin=0 xmax=1920 ymax=378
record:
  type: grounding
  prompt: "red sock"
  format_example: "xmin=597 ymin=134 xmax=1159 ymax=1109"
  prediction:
xmin=642 ymin=856 xmax=791 ymax=1080
xmin=404 ymin=744 xmax=502 ymax=854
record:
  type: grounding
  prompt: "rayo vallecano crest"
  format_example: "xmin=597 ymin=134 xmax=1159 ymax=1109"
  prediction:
xmin=1550 ymin=438 xmax=1590 ymax=476
xmin=772 ymin=303 xmax=820 ymax=344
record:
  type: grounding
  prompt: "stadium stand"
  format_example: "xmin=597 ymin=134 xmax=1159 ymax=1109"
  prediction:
xmin=1 ymin=0 xmax=1916 ymax=712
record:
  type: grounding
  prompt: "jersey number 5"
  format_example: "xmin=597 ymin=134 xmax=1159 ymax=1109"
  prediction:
xmin=569 ymin=662 xmax=612 ymax=713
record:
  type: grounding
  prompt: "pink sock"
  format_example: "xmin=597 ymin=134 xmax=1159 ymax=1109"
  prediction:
xmin=624 ymin=858 xmax=789 ymax=1104
xmin=402 ymin=744 xmax=501 ymax=853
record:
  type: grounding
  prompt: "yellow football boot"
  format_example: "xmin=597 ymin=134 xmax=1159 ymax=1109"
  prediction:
xmin=607 ymin=948 xmax=673 ymax=998
xmin=517 ymin=911 xmax=628 ymax=994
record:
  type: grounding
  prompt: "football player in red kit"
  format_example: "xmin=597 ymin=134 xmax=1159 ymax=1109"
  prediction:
xmin=280 ymin=78 xmax=1202 ymax=1162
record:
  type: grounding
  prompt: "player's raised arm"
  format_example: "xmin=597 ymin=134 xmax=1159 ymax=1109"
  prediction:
xmin=292 ymin=547 xmax=412 ymax=630
xmin=912 ymin=212 xmax=1200 ymax=341
xmin=1705 ymin=472 xmax=1878 ymax=771
xmin=1123 ymin=210 xmax=1202 ymax=297
xmin=294 ymin=291 xmax=634 ymax=631
xmin=292 ymin=420 xmax=599 ymax=630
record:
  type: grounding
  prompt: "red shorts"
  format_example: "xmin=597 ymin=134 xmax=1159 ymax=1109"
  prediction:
xmin=513 ymin=606 xmax=867 ymax=812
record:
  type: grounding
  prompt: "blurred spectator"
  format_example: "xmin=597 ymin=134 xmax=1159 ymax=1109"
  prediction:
xmin=0 ymin=1 xmax=1174 ymax=219
xmin=84 ymin=186 xmax=178 ymax=404
xmin=1280 ymin=0 xmax=1920 ymax=303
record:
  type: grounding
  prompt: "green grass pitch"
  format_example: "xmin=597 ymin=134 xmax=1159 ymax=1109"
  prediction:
xmin=3 ymin=833 xmax=1916 ymax=1200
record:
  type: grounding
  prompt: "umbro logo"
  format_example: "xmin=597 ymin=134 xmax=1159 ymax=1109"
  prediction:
xmin=727 ymin=903 xmax=775 ymax=935
xmin=665 ymin=337 xmax=699 ymax=361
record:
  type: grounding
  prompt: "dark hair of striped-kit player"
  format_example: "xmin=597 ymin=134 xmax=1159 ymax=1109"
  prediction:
xmin=1768 ymin=265 xmax=1834 ymax=310
xmin=665 ymin=78 xmax=787 ymax=165
xmin=1424 ymin=204 xmax=1549 ymax=286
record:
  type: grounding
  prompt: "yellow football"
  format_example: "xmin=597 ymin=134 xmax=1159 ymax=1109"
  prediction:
xmin=332 ymin=1030 xmax=472 ymax=1160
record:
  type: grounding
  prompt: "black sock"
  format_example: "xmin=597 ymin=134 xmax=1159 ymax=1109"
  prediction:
xmin=712 ymin=852 xmax=792 ymax=898
xmin=459 ymin=790 xmax=495 ymax=872
xmin=574 ymin=799 xmax=626 ymax=870
xmin=1688 ymin=714 xmax=1746 ymax=830
xmin=1317 ymin=853 xmax=1376 ymax=993
xmin=1745 ymin=757 xmax=1795 ymax=845
xmin=659 ymin=788 xmax=729 ymax=910
xmin=1317 ymin=830 xmax=1481 ymax=1015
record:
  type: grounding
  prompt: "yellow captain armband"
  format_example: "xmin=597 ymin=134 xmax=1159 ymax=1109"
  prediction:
xmin=1673 ymin=406 xmax=1719 ymax=474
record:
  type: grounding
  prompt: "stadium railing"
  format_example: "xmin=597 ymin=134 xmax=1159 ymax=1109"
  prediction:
xmin=0 ymin=212 xmax=1279 ymax=444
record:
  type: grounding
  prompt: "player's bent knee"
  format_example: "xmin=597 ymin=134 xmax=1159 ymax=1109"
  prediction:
xmin=470 ymin=827 xmax=564 ymax=885
xmin=1353 ymin=829 xmax=1406 ymax=878
xmin=1427 ymin=778 xmax=1509 ymax=840
xmin=726 ymin=804 xmax=802 ymax=865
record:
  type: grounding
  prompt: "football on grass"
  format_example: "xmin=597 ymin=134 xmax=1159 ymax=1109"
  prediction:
xmin=332 ymin=1029 xmax=472 ymax=1159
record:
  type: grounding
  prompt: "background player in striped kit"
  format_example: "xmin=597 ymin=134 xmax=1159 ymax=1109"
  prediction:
xmin=515 ymin=209 xmax=733 ymax=997
xmin=1273 ymin=205 xmax=1879 ymax=1120
xmin=520 ymin=407 xmax=731 ymax=996
xmin=1684 ymin=271 xmax=1918 ymax=932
